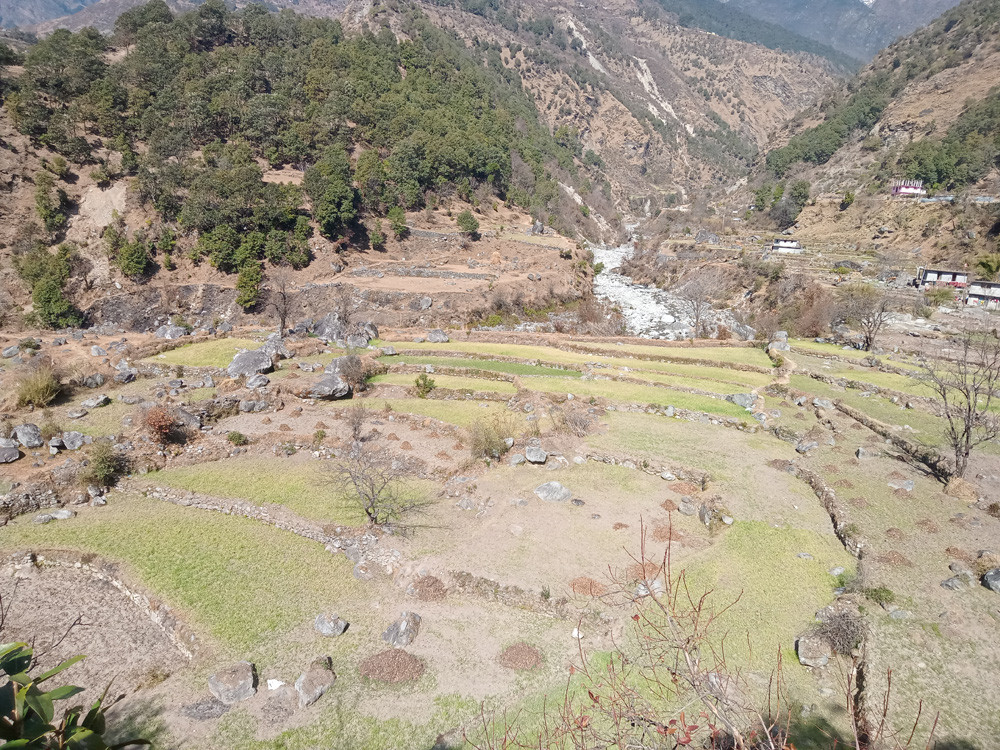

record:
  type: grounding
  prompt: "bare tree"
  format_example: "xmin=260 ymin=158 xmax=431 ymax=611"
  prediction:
xmin=326 ymin=445 xmax=423 ymax=527
xmin=837 ymin=282 xmax=892 ymax=351
xmin=675 ymin=270 xmax=719 ymax=339
xmin=918 ymin=329 xmax=1000 ymax=478
xmin=266 ymin=268 xmax=296 ymax=335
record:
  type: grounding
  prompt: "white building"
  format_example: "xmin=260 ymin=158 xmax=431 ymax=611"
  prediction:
xmin=891 ymin=179 xmax=927 ymax=198
xmin=967 ymin=280 xmax=1000 ymax=310
xmin=917 ymin=267 xmax=968 ymax=289
xmin=771 ymin=238 xmax=804 ymax=254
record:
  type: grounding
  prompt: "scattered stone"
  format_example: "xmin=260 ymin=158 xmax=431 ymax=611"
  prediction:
xmin=246 ymin=373 xmax=270 ymax=389
xmin=796 ymin=634 xmax=831 ymax=668
xmin=888 ymin=479 xmax=914 ymax=492
xmin=81 ymin=394 xmax=111 ymax=409
xmin=314 ymin=613 xmax=349 ymax=637
xmin=525 ymin=446 xmax=547 ymax=464
xmin=982 ymin=569 xmax=1000 ymax=594
xmin=208 ymin=662 xmax=257 ymax=705
xmin=295 ymin=656 xmax=336 ymax=708
xmin=155 ymin=325 xmax=188 ymax=340
xmin=888 ymin=610 xmax=912 ymax=620
xmin=82 ymin=373 xmax=105 ymax=389
xmin=426 ymin=329 xmax=449 ymax=344
xmin=90 ymin=345 xmax=107 ymax=357
xmin=382 ymin=612 xmax=421 ymax=648
xmin=677 ymin=501 xmax=697 ymax=516
xmin=660 ymin=471 xmax=676 ymax=481
xmin=812 ymin=398 xmax=834 ymax=410
xmin=796 ymin=441 xmax=818 ymax=454
xmin=2 ymin=345 xmax=19 ymax=358
xmin=13 ymin=424 xmax=43 ymax=449
xmin=509 ymin=453 xmax=525 ymax=466
xmin=941 ymin=572 xmax=974 ymax=591
xmin=61 ymin=432 xmax=85 ymax=451
xmin=534 ymin=481 xmax=572 ymax=503
xmin=855 ymin=447 xmax=879 ymax=459
xmin=180 ymin=698 xmax=229 ymax=721
xmin=726 ymin=393 xmax=756 ymax=409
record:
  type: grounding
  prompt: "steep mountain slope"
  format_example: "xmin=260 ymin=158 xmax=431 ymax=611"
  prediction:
xmin=725 ymin=0 xmax=962 ymax=60
xmin=0 ymin=0 xmax=102 ymax=29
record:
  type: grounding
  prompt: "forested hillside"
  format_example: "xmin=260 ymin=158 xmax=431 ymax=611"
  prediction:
xmin=763 ymin=0 xmax=1000 ymax=192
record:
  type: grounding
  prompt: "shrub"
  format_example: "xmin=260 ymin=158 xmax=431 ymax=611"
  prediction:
xmin=468 ymin=412 xmax=515 ymax=460
xmin=924 ymin=287 xmax=955 ymax=307
xmin=414 ymin=373 xmax=436 ymax=398
xmin=227 ymin=430 xmax=249 ymax=446
xmin=16 ymin=366 xmax=62 ymax=407
xmin=369 ymin=219 xmax=386 ymax=249
xmin=387 ymin=206 xmax=408 ymax=239
xmin=456 ymin=209 xmax=480 ymax=238
xmin=33 ymin=275 xmax=83 ymax=329
xmin=347 ymin=403 xmax=368 ymax=442
xmin=839 ymin=191 xmax=855 ymax=210
xmin=313 ymin=429 xmax=326 ymax=446
xmin=863 ymin=586 xmax=896 ymax=606
xmin=236 ymin=261 xmax=263 ymax=309
xmin=80 ymin=441 xmax=127 ymax=487
xmin=142 ymin=405 xmax=178 ymax=442
xmin=815 ymin=610 xmax=866 ymax=654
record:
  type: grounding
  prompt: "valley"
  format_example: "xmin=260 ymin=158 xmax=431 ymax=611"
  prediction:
xmin=1 ymin=0 xmax=1000 ymax=748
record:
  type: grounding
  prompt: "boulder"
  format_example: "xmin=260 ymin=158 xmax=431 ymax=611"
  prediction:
xmin=382 ymin=612 xmax=421 ymax=648
xmin=726 ymin=393 xmax=756 ymax=409
xmin=294 ymin=656 xmax=336 ymax=708
xmin=426 ymin=329 xmax=449 ymax=344
xmin=90 ymin=345 xmax=108 ymax=357
xmin=525 ymin=446 xmax=547 ymax=464
xmin=796 ymin=441 xmax=818 ymax=454
xmin=795 ymin=634 xmax=831 ymax=667
xmin=259 ymin=333 xmax=291 ymax=361
xmin=534 ymin=481 xmax=572 ymax=503
xmin=313 ymin=313 xmax=346 ymax=343
xmin=812 ymin=398 xmax=834 ymax=410
xmin=246 ymin=373 xmax=270 ymax=389
xmin=0 ymin=438 xmax=21 ymax=464
xmin=13 ymin=424 xmax=43 ymax=449
xmin=325 ymin=354 xmax=361 ymax=376
xmin=155 ymin=325 xmax=188 ymax=340
xmin=297 ymin=374 xmax=351 ymax=400
xmin=769 ymin=341 xmax=791 ymax=352
xmin=227 ymin=349 xmax=274 ymax=379
xmin=208 ymin=661 xmax=257 ymax=705
xmin=66 ymin=408 xmax=87 ymax=420
xmin=380 ymin=346 xmax=397 ymax=356
xmin=2 ymin=345 xmax=19 ymax=358
xmin=314 ymin=613 xmax=349 ymax=637
xmin=772 ymin=330 xmax=788 ymax=342
xmin=941 ymin=572 xmax=974 ymax=590
xmin=61 ymin=432 xmax=85 ymax=451
xmin=81 ymin=394 xmax=111 ymax=409
xmin=855 ymin=447 xmax=879 ymax=459
xmin=887 ymin=479 xmax=914 ymax=492
xmin=114 ymin=369 xmax=137 ymax=384
xmin=982 ymin=568 xmax=1000 ymax=594
xmin=509 ymin=454 xmax=525 ymax=466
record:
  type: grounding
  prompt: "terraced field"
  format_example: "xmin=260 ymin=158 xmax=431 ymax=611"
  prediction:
xmin=4 ymin=331 xmax=997 ymax=749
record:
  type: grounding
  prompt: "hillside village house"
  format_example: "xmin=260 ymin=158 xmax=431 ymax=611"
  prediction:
xmin=891 ymin=179 xmax=928 ymax=198
xmin=771 ymin=238 xmax=804 ymax=254
xmin=916 ymin=267 xmax=968 ymax=289
xmin=966 ymin=280 xmax=1000 ymax=310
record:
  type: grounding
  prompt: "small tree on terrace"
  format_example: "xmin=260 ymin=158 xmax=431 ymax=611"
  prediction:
xmin=456 ymin=209 xmax=480 ymax=239
xmin=837 ymin=282 xmax=891 ymax=351
xmin=326 ymin=445 xmax=423 ymax=528
xmin=266 ymin=268 xmax=296 ymax=334
xmin=918 ymin=329 xmax=1000 ymax=478
xmin=675 ymin=270 xmax=720 ymax=339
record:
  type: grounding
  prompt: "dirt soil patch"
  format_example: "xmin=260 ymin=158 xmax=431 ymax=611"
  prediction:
xmin=359 ymin=650 xmax=425 ymax=684
xmin=498 ymin=642 xmax=542 ymax=671
xmin=877 ymin=551 xmax=914 ymax=567
xmin=570 ymin=577 xmax=608 ymax=596
xmin=410 ymin=575 xmax=448 ymax=601
xmin=627 ymin=561 xmax=663 ymax=581
xmin=669 ymin=481 xmax=701 ymax=496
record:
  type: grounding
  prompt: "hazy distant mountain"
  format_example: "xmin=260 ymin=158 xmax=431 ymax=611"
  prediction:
xmin=0 ymin=0 xmax=103 ymax=28
xmin=722 ymin=0 xmax=962 ymax=58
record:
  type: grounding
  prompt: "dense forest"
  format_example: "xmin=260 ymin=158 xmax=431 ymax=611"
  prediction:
xmin=0 ymin=0 xmax=600 ymax=320
xmin=764 ymin=0 xmax=1000 ymax=185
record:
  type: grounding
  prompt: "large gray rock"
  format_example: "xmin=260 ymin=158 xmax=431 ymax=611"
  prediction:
xmin=941 ymin=572 xmax=974 ymax=591
xmin=295 ymin=656 xmax=336 ymax=708
xmin=2 ymin=345 xmax=19 ymax=358
xmin=382 ymin=612 xmax=421 ymax=648
xmin=313 ymin=313 xmax=346 ymax=344
xmin=525 ymin=446 xmax=547 ymax=464
xmin=769 ymin=341 xmax=791 ymax=352
xmin=534 ymin=481 xmax=572 ymax=503
xmin=796 ymin=441 xmax=819 ymax=454
xmin=155 ymin=325 xmax=188 ymax=339
xmin=81 ymin=394 xmax=111 ymax=409
xmin=426 ymin=329 xmax=449 ymax=344
xmin=61 ymin=432 xmax=85 ymax=451
xmin=297 ymin=374 xmax=351 ymax=400
xmin=855 ymin=447 xmax=879 ymax=459
xmin=208 ymin=661 xmax=257 ymax=704
xmin=726 ymin=393 xmax=756 ymax=409
xmin=90 ymin=345 xmax=108 ymax=357
xmin=796 ymin=634 xmax=831 ymax=668
xmin=227 ymin=349 xmax=274 ymax=378
xmin=0 ymin=438 xmax=21 ymax=464
xmin=325 ymin=354 xmax=361 ymax=376
xmin=314 ymin=613 xmax=349 ymax=637
xmin=260 ymin=334 xmax=291 ymax=361
xmin=982 ymin=568 xmax=1000 ymax=594
xmin=82 ymin=373 xmax=105 ymax=389
xmin=13 ymin=424 xmax=43 ymax=449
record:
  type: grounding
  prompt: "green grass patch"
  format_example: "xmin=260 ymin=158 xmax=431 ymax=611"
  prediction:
xmin=370 ymin=372 xmax=518 ymax=394
xmin=354 ymin=398 xmax=507 ymax=428
xmin=394 ymin=354 xmax=581 ymax=378
xmin=142 ymin=338 xmax=263 ymax=368
xmin=521 ymin=377 xmax=748 ymax=418
xmin=1 ymin=496 xmax=366 ymax=659
xmin=571 ymin=341 xmax=774 ymax=367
